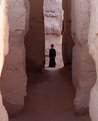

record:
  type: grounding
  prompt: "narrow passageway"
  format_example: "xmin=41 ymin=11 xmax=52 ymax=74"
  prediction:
xmin=10 ymin=66 xmax=90 ymax=121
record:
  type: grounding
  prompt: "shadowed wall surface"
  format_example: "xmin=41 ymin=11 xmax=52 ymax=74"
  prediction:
xmin=25 ymin=0 xmax=45 ymax=71
xmin=62 ymin=0 xmax=74 ymax=65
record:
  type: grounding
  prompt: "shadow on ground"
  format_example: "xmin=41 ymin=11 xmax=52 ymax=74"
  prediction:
xmin=10 ymin=65 xmax=91 ymax=121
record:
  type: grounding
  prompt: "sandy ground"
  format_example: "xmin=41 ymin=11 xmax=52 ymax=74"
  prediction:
xmin=10 ymin=66 xmax=91 ymax=121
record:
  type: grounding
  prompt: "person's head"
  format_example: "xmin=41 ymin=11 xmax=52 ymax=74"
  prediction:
xmin=51 ymin=44 xmax=54 ymax=48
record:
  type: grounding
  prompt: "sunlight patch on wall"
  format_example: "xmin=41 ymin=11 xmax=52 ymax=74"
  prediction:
xmin=43 ymin=0 xmax=64 ymax=69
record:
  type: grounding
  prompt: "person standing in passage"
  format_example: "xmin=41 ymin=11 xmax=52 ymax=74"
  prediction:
xmin=49 ymin=44 xmax=56 ymax=68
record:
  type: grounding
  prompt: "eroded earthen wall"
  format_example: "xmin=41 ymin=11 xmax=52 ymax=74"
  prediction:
xmin=0 ymin=0 xmax=9 ymax=120
xmin=25 ymin=0 xmax=45 ymax=71
xmin=62 ymin=0 xmax=74 ymax=65
xmin=0 ymin=0 xmax=29 ymax=115
xmin=25 ymin=0 xmax=73 ymax=69
xmin=44 ymin=0 xmax=64 ymax=68
xmin=88 ymin=0 xmax=98 ymax=121
xmin=71 ymin=0 xmax=96 ymax=114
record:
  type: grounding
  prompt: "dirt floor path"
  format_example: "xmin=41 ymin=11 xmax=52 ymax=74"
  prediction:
xmin=10 ymin=66 xmax=91 ymax=121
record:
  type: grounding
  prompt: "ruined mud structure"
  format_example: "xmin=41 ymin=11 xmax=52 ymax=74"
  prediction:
xmin=0 ymin=0 xmax=98 ymax=121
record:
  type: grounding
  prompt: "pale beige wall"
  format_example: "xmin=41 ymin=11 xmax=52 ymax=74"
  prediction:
xmin=71 ymin=0 xmax=96 ymax=114
xmin=0 ymin=0 xmax=9 ymax=120
xmin=88 ymin=0 xmax=98 ymax=121
xmin=0 ymin=0 xmax=29 ymax=115
xmin=44 ymin=0 xmax=64 ymax=68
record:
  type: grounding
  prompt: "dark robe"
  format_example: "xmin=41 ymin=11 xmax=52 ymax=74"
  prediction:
xmin=49 ymin=48 xmax=56 ymax=67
